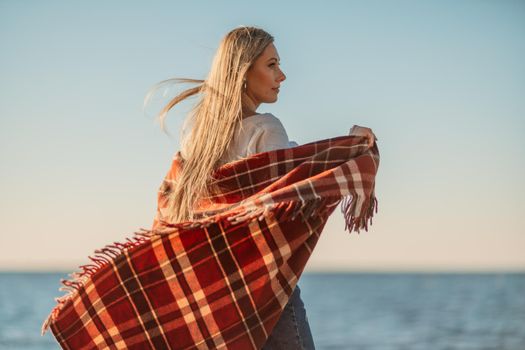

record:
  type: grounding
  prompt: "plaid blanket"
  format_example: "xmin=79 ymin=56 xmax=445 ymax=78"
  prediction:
xmin=42 ymin=133 xmax=380 ymax=349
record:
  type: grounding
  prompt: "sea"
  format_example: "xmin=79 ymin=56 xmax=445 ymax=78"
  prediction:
xmin=0 ymin=272 xmax=523 ymax=350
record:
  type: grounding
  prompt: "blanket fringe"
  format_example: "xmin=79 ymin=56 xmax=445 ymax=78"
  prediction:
xmin=41 ymin=233 xmax=151 ymax=335
xmin=341 ymin=190 xmax=379 ymax=234
xmin=218 ymin=197 xmax=329 ymax=227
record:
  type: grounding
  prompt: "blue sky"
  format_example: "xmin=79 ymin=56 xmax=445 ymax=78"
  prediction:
xmin=1 ymin=0 xmax=523 ymax=271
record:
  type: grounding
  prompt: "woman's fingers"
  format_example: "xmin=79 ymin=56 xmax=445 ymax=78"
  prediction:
xmin=350 ymin=125 xmax=378 ymax=147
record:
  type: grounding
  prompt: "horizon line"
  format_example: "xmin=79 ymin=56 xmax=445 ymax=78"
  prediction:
xmin=1 ymin=268 xmax=524 ymax=274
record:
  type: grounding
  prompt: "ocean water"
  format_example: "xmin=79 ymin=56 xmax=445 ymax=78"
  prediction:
xmin=0 ymin=272 xmax=523 ymax=350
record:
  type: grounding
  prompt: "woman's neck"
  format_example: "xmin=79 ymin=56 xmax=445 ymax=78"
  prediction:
xmin=241 ymin=95 xmax=260 ymax=119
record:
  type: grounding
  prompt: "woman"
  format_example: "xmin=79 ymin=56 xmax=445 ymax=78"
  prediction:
xmin=148 ymin=25 xmax=377 ymax=350
xmin=42 ymin=25 xmax=380 ymax=349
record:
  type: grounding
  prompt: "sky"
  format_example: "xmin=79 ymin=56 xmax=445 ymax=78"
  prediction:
xmin=1 ymin=0 xmax=523 ymax=272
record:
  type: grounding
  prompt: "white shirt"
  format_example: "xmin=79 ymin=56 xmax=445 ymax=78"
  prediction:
xmin=180 ymin=113 xmax=297 ymax=166
xmin=218 ymin=113 xmax=298 ymax=166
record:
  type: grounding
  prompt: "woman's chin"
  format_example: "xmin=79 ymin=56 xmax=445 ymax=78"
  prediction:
xmin=267 ymin=96 xmax=278 ymax=103
xmin=259 ymin=94 xmax=278 ymax=104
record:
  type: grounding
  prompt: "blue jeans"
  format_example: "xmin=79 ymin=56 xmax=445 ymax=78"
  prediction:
xmin=261 ymin=284 xmax=316 ymax=350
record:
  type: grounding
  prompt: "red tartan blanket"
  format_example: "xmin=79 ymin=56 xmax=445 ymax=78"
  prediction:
xmin=42 ymin=133 xmax=380 ymax=349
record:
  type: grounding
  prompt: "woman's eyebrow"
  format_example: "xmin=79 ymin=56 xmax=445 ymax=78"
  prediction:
xmin=267 ymin=57 xmax=280 ymax=62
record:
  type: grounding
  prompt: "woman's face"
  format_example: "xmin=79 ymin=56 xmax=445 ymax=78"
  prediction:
xmin=244 ymin=43 xmax=286 ymax=105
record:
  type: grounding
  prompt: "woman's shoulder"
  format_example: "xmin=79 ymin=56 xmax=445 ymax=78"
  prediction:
xmin=243 ymin=112 xmax=286 ymax=131
xmin=243 ymin=112 xmax=281 ymax=123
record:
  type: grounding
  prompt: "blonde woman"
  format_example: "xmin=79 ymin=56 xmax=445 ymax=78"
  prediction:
xmin=147 ymin=26 xmax=376 ymax=350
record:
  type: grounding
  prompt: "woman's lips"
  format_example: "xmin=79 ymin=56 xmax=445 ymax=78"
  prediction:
xmin=272 ymin=88 xmax=280 ymax=93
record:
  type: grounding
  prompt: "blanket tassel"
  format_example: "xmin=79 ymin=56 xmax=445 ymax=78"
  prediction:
xmin=41 ymin=233 xmax=151 ymax=335
xmin=341 ymin=190 xmax=378 ymax=234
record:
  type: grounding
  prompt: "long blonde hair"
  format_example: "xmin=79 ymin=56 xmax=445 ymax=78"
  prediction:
xmin=145 ymin=26 xmax=274 ymax=224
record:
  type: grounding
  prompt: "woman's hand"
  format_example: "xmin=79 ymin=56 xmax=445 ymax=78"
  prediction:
xmin=349 ymin=124 xmax=378 ymax=149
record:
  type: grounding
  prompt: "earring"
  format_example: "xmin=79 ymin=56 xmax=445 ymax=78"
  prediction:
xmin=243 ymin=79 xmax=247 ymax=91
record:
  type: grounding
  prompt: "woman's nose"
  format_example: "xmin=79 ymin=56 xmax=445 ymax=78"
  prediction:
xmin=278 ymin=68 xmax=286 ymax=82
